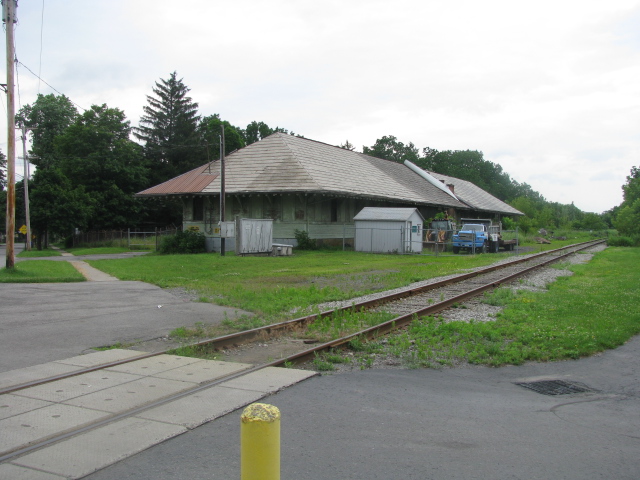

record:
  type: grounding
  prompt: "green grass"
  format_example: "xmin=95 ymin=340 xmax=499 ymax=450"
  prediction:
xmin=87 ymin=250 xmax=516 ymax=320
xmin=0 ymin=260 xmax=85 ymax=283
xmin=306 ymin=309 xmax=396 ymax=341
xmin=381 ymin=247 xmax=639 ymax=367
xmin=17 ymin=248 xmax=62 ymax=258
xmin=65 ymin=246 xmax=150 ymax=255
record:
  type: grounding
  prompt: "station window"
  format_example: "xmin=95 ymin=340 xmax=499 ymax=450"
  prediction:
xmin=193 ymin=197 xmax=204 ymax=221
xmin=330 ymin=199 xmax=339 ymax=222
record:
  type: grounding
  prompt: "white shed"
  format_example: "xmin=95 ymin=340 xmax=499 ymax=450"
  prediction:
xmin=353 ymin=207 xmax=424 ymax=253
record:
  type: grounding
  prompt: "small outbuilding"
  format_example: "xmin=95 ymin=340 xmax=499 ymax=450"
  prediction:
xmin=354 ymin=207 xmax=425 ymax=254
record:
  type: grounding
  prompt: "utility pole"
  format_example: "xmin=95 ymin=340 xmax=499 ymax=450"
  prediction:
xmin=20 ymin=124 xmax=31 ymax=250
xmin=3 ymin=0 xmax=17 ymax=268
xmin=220 ymin=125 xmax=226 ymax=256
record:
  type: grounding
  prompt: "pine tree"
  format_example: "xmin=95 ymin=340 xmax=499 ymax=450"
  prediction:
xmin=135 ymin=72 xmax=201 ymax=185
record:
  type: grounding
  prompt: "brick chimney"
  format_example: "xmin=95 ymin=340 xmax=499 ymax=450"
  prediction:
xmin=447 ymin=183 xmax=455 ymax=194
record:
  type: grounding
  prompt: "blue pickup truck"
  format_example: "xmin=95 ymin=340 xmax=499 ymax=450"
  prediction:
xmin=452 ymin=219 xmax=516 ymax=254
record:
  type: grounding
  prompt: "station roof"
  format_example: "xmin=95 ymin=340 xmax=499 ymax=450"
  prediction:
xmin=137 ymin=133 xmax=522 ymax=216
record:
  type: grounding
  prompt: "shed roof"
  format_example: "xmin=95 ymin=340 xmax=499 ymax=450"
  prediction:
xmin=354 ymin=207 xmax=424 ymax=222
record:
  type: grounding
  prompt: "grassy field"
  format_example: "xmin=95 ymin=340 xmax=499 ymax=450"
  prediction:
xmin=88 ymin=250 xmax=524 ymax=318
xmin=316 ymin=246 xmax=640 ymax=369
xmin=0 ymin=260 xmax=85 ymax=283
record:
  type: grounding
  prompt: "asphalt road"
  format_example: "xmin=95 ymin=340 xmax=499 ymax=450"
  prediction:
xmin=85 ymin=335 xmax=640 ymax=479
xmin=3 ymin=242 xmax=639 ymax=479
xmin=0 ymin=243 xmax=251 ymax=373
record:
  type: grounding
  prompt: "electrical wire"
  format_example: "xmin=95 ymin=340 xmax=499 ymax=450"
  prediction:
xmin=16 ymin=60 xmax=86 ymax=111
xmin=15 ymin=54 xmax=21 ymax=111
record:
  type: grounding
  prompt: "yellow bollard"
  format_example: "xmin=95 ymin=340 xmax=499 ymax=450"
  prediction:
xmin=241 ymin=403 xmax=281 ymax=480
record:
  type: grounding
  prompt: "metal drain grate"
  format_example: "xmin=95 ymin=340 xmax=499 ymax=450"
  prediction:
xmin=515 ymin=380 xmax=595 ymax=396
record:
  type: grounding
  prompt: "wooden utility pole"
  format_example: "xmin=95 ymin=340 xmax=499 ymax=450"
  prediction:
xmin=20 ymin=124 xmax=31 ymax=250
xmin=3 ymin=0 xmax=17 ymax=268
xmin=220 ymin=126 xmax=226 ymax=256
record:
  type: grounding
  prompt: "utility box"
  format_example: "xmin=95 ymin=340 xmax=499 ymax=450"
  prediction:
xmin=271 ymin=244 xmax=293 ymax=256
xmin=219 ymin=221 xmax=235 ymax=238
xmin=235 ymin=218 xmax=273 ymax=255
xmin=354 ymin=207 xmax=424 ymax=254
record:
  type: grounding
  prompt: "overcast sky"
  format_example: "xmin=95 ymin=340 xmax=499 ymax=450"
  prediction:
xmin=3 ymin=0 xmax=639 ymax=213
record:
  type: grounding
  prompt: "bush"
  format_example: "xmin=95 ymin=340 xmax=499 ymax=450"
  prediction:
xmin=294 ymin=229 xmax=317 ymax=250
xmin=158 ymin=229 xmax=206 ymax=254
xmin=607 ymin=235 xmax=640 ymax=247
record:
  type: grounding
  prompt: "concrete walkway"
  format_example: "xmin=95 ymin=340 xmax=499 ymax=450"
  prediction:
xmin=0 ymin=350 xmax=316 ymax=479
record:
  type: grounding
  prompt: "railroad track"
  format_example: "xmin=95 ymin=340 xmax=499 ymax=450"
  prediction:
xmin=0 ymin=239 xmax=605 ymax=464
xmin=3 ymin=238 xmax=606 ymax=396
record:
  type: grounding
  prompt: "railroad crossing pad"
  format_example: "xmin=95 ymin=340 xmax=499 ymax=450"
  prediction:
xmin=0 ymin=349 xmax=316 ymax=479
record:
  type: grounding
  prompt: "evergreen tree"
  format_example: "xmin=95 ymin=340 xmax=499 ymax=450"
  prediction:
xmin=135 ymin=72 xmax=201 ymax=185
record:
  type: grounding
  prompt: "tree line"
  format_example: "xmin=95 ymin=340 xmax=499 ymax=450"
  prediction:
xmin=0 ymin=71 xmax=637 ymax=246
xmin=353 ymin=134 xmax=616 ymax=233
xmin=1 ymin=72 xmax=296 ymax=247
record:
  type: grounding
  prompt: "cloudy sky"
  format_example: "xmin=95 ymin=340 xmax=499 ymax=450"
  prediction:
xmin=3 ymin=0 xmax=639 ymax=213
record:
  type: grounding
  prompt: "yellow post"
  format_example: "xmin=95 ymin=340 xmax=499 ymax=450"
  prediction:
xmin=241 ymin=403 xmax=281 ymax=480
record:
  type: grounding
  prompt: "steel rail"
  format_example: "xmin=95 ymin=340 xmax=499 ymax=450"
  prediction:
xmin=0 ymin=239 xmax=604 ymax=464
xmin=0 ymin=239 xmax=604 ymax=397
xmin=269 ymin=239 xmax=606 ymax=365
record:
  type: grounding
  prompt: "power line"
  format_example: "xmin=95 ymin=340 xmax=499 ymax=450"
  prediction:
xmin=16 ymin=60 xmax=86 ymax=111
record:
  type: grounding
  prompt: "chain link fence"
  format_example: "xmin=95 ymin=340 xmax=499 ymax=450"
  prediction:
xmin=72 ymin=228 xmax=177 ymax=250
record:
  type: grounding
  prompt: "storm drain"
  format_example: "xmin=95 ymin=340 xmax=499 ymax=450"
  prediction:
xmin=515 ymin=380 xmax=595 ymax=396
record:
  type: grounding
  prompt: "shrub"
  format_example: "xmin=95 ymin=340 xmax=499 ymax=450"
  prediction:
xmin=607 ymin=235 xmax=640 ymax=247
xmin=158 ymin=229 xmax=206 ymax=254
xmin=294 ymin=229 xmax=317 ymax=250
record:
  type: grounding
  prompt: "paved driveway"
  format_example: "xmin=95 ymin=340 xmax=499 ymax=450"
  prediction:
xmin=0 ymin=244 xmax=251 ymax=373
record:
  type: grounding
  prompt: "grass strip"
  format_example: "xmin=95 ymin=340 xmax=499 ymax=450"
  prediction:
xmin=0 ymin=260 xmax=85 ymax=283
xmin=65 ymin=247 xmax=151 ymax=255
xmin=16 ymin=248 xmax=62 ymax=258
xmin=382 ymin=247 xmax=639 ymax=367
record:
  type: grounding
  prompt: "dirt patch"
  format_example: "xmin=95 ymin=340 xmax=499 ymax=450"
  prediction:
xmin=217 ymin=337 xmax=319 ymax=365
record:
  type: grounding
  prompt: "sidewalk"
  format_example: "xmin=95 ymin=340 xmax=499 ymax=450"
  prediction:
xmin=0 ymin=349 xmax=316 ymax=479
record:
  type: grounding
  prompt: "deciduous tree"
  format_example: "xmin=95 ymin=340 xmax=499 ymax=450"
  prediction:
xmin=199 ymin=114 xmax=246 ymax=160
xmin=242 ymin=121 xmax=290 ymax=145
xmin=16 ymin=94 xmax=78 ymax=169
xmin=56 ymin=104 xmax=147 ymax=230
xmin=363 ymin=135 xmax=420 ymax=164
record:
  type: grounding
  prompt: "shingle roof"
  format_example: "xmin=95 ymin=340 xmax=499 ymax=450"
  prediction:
xmin=136 ymin=133 xmax=522 ymax=216
xmin=426 ymin=171 xmax=523 ymax=216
